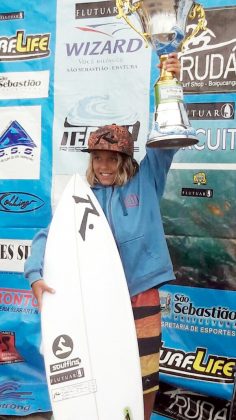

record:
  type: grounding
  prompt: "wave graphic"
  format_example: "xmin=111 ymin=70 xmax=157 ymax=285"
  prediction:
xmin=66 ymin=95 xmax=138 ymax=127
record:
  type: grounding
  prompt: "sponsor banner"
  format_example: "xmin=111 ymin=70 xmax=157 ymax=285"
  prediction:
xmin=53 ymin=0 xmax=151 ymax=177
xmin=0 ymin=71 xmax=50 ymax=99
xmin=154 ymin=382 xmax=230 ymax=420
xmin=166 ymin=236 xmax=236 ymax=290
xmin=0 ymin=226 xmax=50 ymax=415
xmin=0 ymin=0 xmax=56 ymax=229
xmin=0 ymin=106 xmax=41 ymax=180
xmin=159 ymin=284 xmax=236 ymax=400
xmin=162 ymin=168 xmax=236 ymax=240
xmin=0 ymin=239 xmax=31 ymax=273
xmin=0 ymin=1 xmax=56 ymax=414
xmin=180 ymin=6 xmax=236 ymax=94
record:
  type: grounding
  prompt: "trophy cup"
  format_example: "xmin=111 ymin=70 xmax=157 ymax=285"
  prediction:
xmin=116 ymin=0 xmax=207 ymax=148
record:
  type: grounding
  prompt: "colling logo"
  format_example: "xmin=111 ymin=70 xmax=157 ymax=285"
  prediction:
xmin=0 ymin=192 xmax=44 ymax=213
xmin=160 ymin=343 xmax=236 ymax=382
xmin=181 ymin=7 xmax=236 ymax=93
xmin=0 ymin=30 xmax=50 ymax=61
xmin=0 ymin=120 xmax=36 ymax=162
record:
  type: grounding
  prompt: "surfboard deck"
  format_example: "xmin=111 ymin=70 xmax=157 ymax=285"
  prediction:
xmin=41 ymin=174 xmax=144 ymax=420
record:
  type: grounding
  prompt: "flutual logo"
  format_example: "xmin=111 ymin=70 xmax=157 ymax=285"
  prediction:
xmin=0 ymin=120 xmax=36 ymax=162
xmin=0 ymin=192 xmax=44 ymax=213
xmin=187 ymin=102 xmax=235 ymax=120
xmin=181 ymin=188 xmax=213 ymax=198
xmin=0 ymin=11 xmax=24 ymax=21
xmin=0 ymin=30 xmax=50 ymax=61
xmin=160 ymin=343 xmax=236 ymax=382
xmin=75 ymin=1 xmax=118 ymax=19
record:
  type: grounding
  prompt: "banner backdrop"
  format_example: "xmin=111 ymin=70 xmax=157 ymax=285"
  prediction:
xmin=0 ymin=0 xmax=236 ymax=418
xmin=0 ymin=0 xmax=56 ymax=415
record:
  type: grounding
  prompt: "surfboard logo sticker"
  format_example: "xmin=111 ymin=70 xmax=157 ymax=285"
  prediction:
xmin=52 ymin=334 xmax=73 ymax=359
xmin=73 ymin=194 xmax=100 ymax=240
xmin=124 ymin=407 xmax=132 ymax=419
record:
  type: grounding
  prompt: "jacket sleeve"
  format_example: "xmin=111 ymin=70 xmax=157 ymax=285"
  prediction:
xmin=141 ymin=147 xmax=177 ymax=199
xmin=24 ymin=227 xmax=50 ymax=287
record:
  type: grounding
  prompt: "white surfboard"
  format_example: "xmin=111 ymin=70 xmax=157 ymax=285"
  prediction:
xmin=41 ymin=174 xmax=144 ymax=420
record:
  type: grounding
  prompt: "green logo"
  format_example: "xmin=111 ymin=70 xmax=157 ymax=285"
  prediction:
xmin=124 ymin=407 xmax=132 ymax=420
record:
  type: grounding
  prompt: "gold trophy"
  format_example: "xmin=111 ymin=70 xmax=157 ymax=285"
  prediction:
xmin=116 ymin=0 xmax=207 ymax=148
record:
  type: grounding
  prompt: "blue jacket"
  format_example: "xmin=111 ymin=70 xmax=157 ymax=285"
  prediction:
xmin=24 ymin=147 xmax=176 ymax=296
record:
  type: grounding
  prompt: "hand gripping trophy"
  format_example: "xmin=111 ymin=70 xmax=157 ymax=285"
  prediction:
xmin=116 ymin=0 xmax=207 ymax=148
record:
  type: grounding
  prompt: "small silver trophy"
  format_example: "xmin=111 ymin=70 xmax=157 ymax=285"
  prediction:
xmin=116 ymin=0 xmax=207 ymax=148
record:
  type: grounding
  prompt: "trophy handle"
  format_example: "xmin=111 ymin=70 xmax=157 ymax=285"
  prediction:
xmin=116 ymin=0 xmax=149 ymax=47
xmin=181 ymin=3 xmax=207 ymax=51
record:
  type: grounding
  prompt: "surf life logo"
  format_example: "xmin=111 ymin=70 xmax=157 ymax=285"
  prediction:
xmin=0 ymin=120 xmax=36 ymax=163
xmin=160 ymin=343 xmax=236 ymax=383
xmin=0 ymin=192 xmax=44 ymax=213
xmin=0 ymin=30 xmax=50 ymax=61
xmin=73 ymin=194 xmax=100 ymax=241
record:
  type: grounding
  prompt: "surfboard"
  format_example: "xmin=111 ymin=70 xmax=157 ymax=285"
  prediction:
xmin=41 ymin=174 xmax=144 ymax=420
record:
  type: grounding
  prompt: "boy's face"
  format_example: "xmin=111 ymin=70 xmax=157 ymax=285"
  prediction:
xmin=92 ymin=150 xmax=119 ymax=186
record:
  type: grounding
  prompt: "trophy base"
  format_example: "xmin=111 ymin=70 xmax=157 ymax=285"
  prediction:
xmin=146 ymin=133 xmax=198 ymax=149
